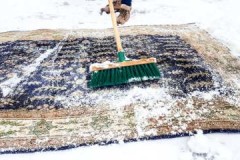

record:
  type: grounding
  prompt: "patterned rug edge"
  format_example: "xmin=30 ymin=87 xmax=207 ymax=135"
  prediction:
xmin=1 ymin=129 xmax=240 ymax=155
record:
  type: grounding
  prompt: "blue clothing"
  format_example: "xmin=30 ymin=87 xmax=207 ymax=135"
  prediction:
xmin=122 ymin=0 xmax=132 ymax=6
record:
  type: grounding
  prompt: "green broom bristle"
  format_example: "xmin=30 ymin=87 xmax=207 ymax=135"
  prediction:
xmin=89 ymin=63 xmax=161 ymax=89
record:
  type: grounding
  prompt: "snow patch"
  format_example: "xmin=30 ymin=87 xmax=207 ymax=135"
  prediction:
xmin=90 ymin=61 xmax=119 ymax=72
xmin=188 ymin=130 xmax=233 ymax=160
xmin=0 ymin=46 xmax=59 ymax=97
xmin=188 ymin=130 xmax=210 ymax=154
xmin=190 ymin=90 xmax=220 ymax=101
xmin=107 ymin=86 xmax=173 ymax=109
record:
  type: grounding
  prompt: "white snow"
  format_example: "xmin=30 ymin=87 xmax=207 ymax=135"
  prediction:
xmin=108 ymin=87 xmax=172 ymax=108
xmin=187 ymin=131 xmax=236 ymax=160
xmin=0 ymin=0 xmax=239 ymax=57
xmin=90 ymin=61 xmax=119 ymax=72
xmin=0 ymin=74 xmax=22 ymax=97
xmin=0 ymin=44 xmax=61 ymax=97
xmin=0 ymin=49 xmax=53 ymax=97
xmin=0 ymin=0 xmax=240 ymax=159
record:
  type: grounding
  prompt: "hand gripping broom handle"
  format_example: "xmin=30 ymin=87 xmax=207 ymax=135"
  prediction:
xmin=108 ymin=0 xmax=126 ymax=62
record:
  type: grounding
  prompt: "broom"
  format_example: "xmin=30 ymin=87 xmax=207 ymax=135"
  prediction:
xmin=88 ymin=0 xmax=161 ymax=88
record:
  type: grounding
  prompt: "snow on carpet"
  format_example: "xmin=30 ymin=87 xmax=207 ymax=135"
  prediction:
xmin=0 ymin=0 xmax=240 ymax=159
xmin=0 ymin=25 xmax=239 ymax=156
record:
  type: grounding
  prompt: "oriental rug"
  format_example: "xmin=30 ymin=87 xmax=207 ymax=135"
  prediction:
xmin=0 ymin=24 xmax=240 ymax=153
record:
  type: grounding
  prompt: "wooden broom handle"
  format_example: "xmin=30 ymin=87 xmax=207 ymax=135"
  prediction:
xmin=108 ymin=0 xmax=123 ymax=52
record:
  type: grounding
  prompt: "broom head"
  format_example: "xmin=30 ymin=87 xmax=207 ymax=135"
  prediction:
xmin=88 ymin=53 xmax=161 ymax=88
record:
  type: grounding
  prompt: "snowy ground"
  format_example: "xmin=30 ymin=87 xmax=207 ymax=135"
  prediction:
xmin=0 ymin=0 xmax=240 ymax=159
xmin=0 ymin=0 xmax=239 ymax=57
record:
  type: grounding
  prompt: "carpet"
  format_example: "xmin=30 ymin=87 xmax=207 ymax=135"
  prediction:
xmin=0 ymin=24 xmax=240 ymax=153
